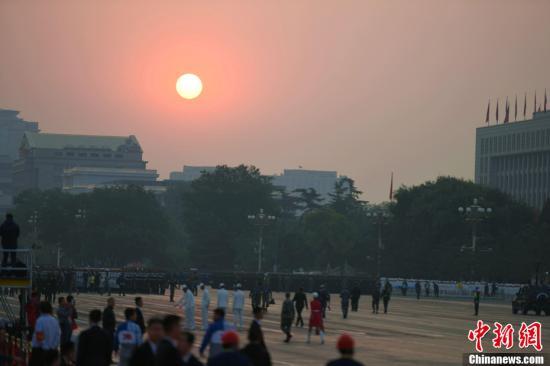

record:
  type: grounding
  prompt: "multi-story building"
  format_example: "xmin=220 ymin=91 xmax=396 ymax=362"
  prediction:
xmin=272 ymin=169 xmax=338 ymax=202
xmin=62 ymin=166 xmax=159 ymax=194
xmin=13 ymin=132 xmax=150 ymax=192
xmin=475 ymin=111 xmax=550 ymax=209
xmin=169 ymin=165 xmax=216 ymax=181
xmin=0 ymin=109 xmax=40 ymax=213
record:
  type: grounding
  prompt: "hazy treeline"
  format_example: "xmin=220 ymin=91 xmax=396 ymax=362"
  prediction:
xmin=12 ymin=166 xmax=550 ymax=282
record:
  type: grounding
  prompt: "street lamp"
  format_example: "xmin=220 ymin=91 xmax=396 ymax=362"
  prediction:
xmin=28 ymin=210 xmax=39 ymax=249
xmin=247 ymin=208 xmax=276 ymax=273
xmin=457 ymin=198 xmax=492 ymax=253
xmin=365 ymin=209 xmax=392 ymax=278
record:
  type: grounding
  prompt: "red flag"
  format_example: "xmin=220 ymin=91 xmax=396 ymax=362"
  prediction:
xmin=495 ymin=99 xmax=499 ymax=122
xmin=503 ymin=98 xmax=509 ymax=123
xmin=523 ymin=93 xmax=527 ymax=118
xmin=534 ymin=91 xmax=537 ymax=114
xmin=545 ymin=89 xmax=547 ymax=112
xmin=485 ymin=100 xmax=490 ymax=123
xmin=514 ymin=95 xmax=517 ymax=121
xmin=389 ymin=172 xmax=394 ymax=201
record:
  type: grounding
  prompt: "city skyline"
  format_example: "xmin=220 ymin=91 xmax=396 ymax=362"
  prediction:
xmin=2 ymin=1 xmax=550 ymax=202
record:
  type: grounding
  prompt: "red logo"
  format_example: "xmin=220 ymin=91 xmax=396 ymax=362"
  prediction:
xmin=518 ymin=322 xmax=543 ymax=351
xmin=492 ymin=322 xmax=514 ymax=350
xmin=468 ymin=320 xmax=491 ymax=352
xmin=467 ymin=321 xmax=543 ymax=352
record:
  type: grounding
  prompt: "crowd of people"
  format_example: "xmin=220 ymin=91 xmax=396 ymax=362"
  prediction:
xmin=21 ymin=286 xmax=364 ymax=366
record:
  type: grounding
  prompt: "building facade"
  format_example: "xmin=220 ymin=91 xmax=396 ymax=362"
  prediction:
xmin=169 ymin=165 xmax=216 ymax=181
xmin=272 ymin=169 xmax=338 ymax=202
xmin=62 ymin=166 xmax=158 ymax=194
xmin=475 ymin=111 xmax=550 ymax=209
xmin=0 ymin=109 xmax=40 ymax=213
xmin=13 ymin=132 xmax=149 ymax=192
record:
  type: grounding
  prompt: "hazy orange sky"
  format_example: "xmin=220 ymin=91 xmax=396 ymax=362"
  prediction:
xmin=1 ymin=0 xmax=550 ymax=202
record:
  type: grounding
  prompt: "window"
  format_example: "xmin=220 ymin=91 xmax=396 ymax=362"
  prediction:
xmin=78 ymin=153 xmax=87 ymax=157
xmin=90 ymin=153 xmax=99 ymax=157
xmin=115 ymin=154 xmax=123 ymax=158
xmin=66 ymin=152 xmax=74 ymax=157
xmin=103 ymin=153 xmax=112 ymax=158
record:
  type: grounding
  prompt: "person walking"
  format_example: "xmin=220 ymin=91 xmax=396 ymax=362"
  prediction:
xmin=114 ymin=308 xmax=142 ymax=366
xmin=292 ymin=288 xmax=307 ymax=327
xmin=326 ymin=334 xmax=364 ymax=366
xmin=424 ymin=281 xmax=430 ymax=297
xmin=401 ymin=280 xmax=408 ymax=296
xmin=117 ymin=273 xmax=126 ymax=297
xmin=199 ymin=308 xmax=235 ymax=360
xmin=340 ymin=288 xmax=350 ymax=319
xmin=57 ymin=297 xmax=73 ymax=345
xmin=415 ymin=281 xmax=421 ymax=300
xmin=280 ymin=293 xmax=294 ymax=343
xmin=156 ymin=315 xmax=183 ymax=366
xmin=433 ymin=282 xmax=439 ymax=298
xmin=307 ymin=293 xmax=325 ymax=345
xmin=30 ymin=301 xmax=60 ymax=366
xmin=200 ymin=283 xmax=211 ymax=331
xmin=350 ymin=285 xmax=360 ymax=312
xmin=248 ymin=307 xmax=266 ymax=349
xmin=473 ymin=287 xmax=481 ymax=316
xmin=129 ymin=317 xmax=164 ymax=366
xmin=76 ymin=309 xmax=112 ymax=366
xmin=134 ymin=297 xmax=145 ymax=334
xmin=232 ymin=284 xmax=245 ymax=331
xmin=250 ymin=283 xmax=263 ymax=313
xmin=381 ymin=280 xmax=392 ymax=314
xmin=216 ymin=283 xmax=228 ymax=313
xmin=169 ymin=277 xmax=177 ymax=303
xmin=102 ymin=297 xmax=117 ymax=358
xmin=319 ymin=285 xmax=330 ymax=319
xmin=177 ymin=285 xmax=196 ymax=330
xmin=371 ymin=282 xmax=380 ymax=314
xmin=0 ymin=213 xmax=19 ymax=267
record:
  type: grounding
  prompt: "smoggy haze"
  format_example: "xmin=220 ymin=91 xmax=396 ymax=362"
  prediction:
xmin=1 ymin=0 xmax=550 ymax=202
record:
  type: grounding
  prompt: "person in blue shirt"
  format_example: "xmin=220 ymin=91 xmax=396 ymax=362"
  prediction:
xmin=114 ymin=308 xmax=142 ymax=366
xmin=199 ymin=308 xmax=235 ymax=360
xmin=30 ymin=301 xmax=60 ymax=366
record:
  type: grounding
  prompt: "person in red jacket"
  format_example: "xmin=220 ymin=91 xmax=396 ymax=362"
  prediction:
xmin=307 ymin=292 xmax=325 ymax=344
xmin=25 ymin=292 xmax=40 ymax=334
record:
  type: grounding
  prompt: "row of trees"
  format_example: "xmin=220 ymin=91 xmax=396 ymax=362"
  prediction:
xmin=11 ymin=165 xmax=550 ymax=282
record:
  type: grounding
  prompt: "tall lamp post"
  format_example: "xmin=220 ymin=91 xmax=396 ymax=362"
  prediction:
xmin=247 ymin=208 xmax=276 ymax=273
xmin=365 ymin=209 xmax=392 ymax=279
xmin=457 ymin=198 xmax=492 ymax=253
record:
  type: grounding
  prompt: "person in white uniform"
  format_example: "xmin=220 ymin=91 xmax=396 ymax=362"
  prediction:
xmin=200 ymin=283 xmax=211 ymax=330
xmin=216 ymin=283 xmax=228 ymax=312
xmin=232 ymin=283 xmax=245 ymax=330
xmin=177 ymin=284 xmax=196 ymax=330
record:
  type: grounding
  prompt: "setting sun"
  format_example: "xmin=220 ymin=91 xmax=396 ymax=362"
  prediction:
xmin=176 ymin=73 xmax=203 ymax=100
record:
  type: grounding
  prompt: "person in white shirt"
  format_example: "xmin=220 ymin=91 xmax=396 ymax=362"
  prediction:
xmin=216 ymin=283 xmax=228 ymax=312
xmin=200 ymin=283 xmax=210 ymax=331
xmin=177 ymin=285 xmax=196 ymax=330
xmin=30 ymin=301 xmax=60 ymax=365
xmin=232 ymin=284 xmax=245 ymax=330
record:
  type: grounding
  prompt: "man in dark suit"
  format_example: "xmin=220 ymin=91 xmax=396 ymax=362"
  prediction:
xmin=129 ymin=317 xmax=163 ymax=366
xmin=76 ymin=309 xmax=112 ymax=366
xmin=178 ymin=331 xmax=203 ymax=366
xmin=134 ymin=297 xmax=145 ymax=333
xmin=156 ymin=315 xmax=183 ymax=366
xmin=248 ymin=308 xmax=266 ymax=349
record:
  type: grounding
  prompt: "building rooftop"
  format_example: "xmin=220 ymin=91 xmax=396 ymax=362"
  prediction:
xmin=21 ymin=132 xmax=142 ymax=152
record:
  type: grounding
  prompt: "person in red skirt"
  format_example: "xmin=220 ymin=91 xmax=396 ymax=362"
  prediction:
xmin=307 ymin=292 xmax=325 ymax=344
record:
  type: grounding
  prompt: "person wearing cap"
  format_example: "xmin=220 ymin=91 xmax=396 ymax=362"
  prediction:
xmin=307 ymin=292 xmax=325 ymax=344
xmin=199 ymin=308 xmax=235 ymax=360
xmin=232 ymin=284 xmax=245 ymax=330
xmin=200 ymin=283 xmax=211 ymax=331
xmin=217 ymin=283 xmax=228 ymax=312
xmin=206 ymin=331 xmax=250 ymax=366
xmin=178 ymin=285 xmax=196 ymax=330
xmin=326 ymin=334 xmax=364 ymax=366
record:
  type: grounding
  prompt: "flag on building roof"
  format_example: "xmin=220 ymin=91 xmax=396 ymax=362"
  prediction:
xmin=389 ymin=172 xmax=394 ymax=201
xmin=545 ymin=89 xmax=547 ymax=113
xmin=485 ymin=100 xmax=490 ymax=124
xmin=495 ymin=99 xmax=499 ymax=122
xmin=503 ymin=98 xmax=509 ymax=123
xmin=514 ymin=95 xmax=517 ymax=121
xmin=523 ymin=93 xmax=527 ymax=118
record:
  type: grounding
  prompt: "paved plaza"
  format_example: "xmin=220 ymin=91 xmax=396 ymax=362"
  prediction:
xmin=7 ymin=290 xmax=549 ymax=365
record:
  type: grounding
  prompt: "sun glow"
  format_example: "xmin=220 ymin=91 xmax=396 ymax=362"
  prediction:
xmin=176 ymin=73 xmax=203 ymax=100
